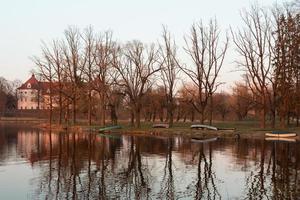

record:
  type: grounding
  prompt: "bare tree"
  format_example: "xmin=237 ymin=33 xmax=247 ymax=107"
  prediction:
xmin=231 ymin=5 xmax=273 ymax=128
xmin=32 ymin=45 xmax=56 ymax=125
xmin=159 ymin=26 xmax=180 ymax=127
xmin=37 ymin=40 xmax=65 ymax=124
xmin=182 ymin=19 xmax=228 ymax=125
xmin=62 ymin=27 xmax=86 ymax=124
xmin=114 ymin=41 xmax=160 ymax=128
xmin=93 ymin=31 xmax=116 ymax=126
xmin=82 ymin=26 xmax=96 ymax=126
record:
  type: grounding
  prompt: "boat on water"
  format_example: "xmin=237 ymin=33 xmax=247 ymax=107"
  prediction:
xmin=265 ymin=130 xmax=297 ymax=138
xmin=265 ymin=137 xmax=296 ymax=142
xmin=190 ymin=124 xmax=218 ymax=131
xmin=99 ymin=125 xmax=122 ymax=132
xmin=191 ymin=137 xmax=219 ymax=143
xmin=152 ymin=124 xmax=169 ymax=128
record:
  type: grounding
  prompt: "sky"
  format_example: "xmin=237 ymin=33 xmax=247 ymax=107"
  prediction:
xmin=0 ymin=0 xmax=286 ymax=90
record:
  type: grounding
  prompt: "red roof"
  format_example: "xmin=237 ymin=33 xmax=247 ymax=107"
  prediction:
xmin=17 ymin=74 xmax=54 ymax=94
xmin=17 ymin=74 xmax=40 ymax=90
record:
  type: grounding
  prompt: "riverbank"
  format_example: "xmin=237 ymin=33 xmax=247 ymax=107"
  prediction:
xmin=32 ymin=120 xmax=300 ymax=140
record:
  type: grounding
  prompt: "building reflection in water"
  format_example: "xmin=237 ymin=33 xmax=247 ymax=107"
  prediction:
xmin=0 ymin=127 xmax=299 ymax=199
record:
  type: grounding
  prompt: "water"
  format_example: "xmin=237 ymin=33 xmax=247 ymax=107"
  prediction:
xmin=0 ymin=124 xmax=299 ymax=199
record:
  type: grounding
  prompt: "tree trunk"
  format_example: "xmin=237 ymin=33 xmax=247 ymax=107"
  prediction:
xmin=58 ymin=90 xmax=63 ymax=125
xmin=191 ymin=110 xmax=195 ymax=122
xmin=176 ymin=108 xmax=181 ymax=122
xmin=101 ymin=92 xmax=105 ymax=126
xmin=270 ymin=109 xmax=276 ymax=129
xmin=88 ymin=89 xmax=92 ymax=126
xmin=261 ymin=94 xmax=266 ymax=128
xmin=270 ymin=91 xmax=276 ymax=128
xmin=110 ymin=105 xmax=118 ymax=125
xmin=135 ymin=106 xmax=141 ymax=128
xmin=209 ymin=95 xmax=213 ymax=126
xmin=169 ymin=109 xmax=173 ymax=128
xmin=130 ymin=110 xmax=135 ymax=127
xmin=168 ymin=101 xmax=174 ymax=128
xmin=49 ymin=96 xmax=53 ymax=126
xmin=72 ymin=97 xmax=76 ymax=125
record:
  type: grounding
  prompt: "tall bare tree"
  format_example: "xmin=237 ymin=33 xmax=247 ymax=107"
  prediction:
xmin=114 ymin=41 xmax=160 ymax=128
xmin=82 ymin=26 xmax=96 ymax=126
xmin=92 ymin=31 xmax=116 ymax=126
xmin=62 ymin=27 xmax=86 ymax=124
xmin=232 ymin=5 xmax=273 ymax=128
xmin=159 ymin=26 xmax=180 ymax=127
xmin=32 ymin=45 xmax=56 ymax=125
xmin=182 ymin=19 xmax=228 ymax=124
xmin=37 ymin=40 xmax=65 ymax=124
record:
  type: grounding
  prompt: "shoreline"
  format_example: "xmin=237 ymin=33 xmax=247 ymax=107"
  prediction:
xmin=2 ymin=120 xmax=299 ymax=140
xmin=34 ymin=122 xmax=300 ymax=140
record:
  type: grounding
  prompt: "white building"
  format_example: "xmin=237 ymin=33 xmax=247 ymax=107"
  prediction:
xmin=17 ymin=74 xmax=52 ymax=110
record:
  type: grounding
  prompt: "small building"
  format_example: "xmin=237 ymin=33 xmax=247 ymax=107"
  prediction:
xmin=17 ymin=74 xmax=52 ymax=110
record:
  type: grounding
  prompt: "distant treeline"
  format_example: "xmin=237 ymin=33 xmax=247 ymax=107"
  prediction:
xmin=31 ymin=1 xmax=299 ymax=128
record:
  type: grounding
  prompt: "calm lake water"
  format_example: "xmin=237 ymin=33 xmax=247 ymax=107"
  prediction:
xmin=0 ymin=124 xmax=299 ymax=200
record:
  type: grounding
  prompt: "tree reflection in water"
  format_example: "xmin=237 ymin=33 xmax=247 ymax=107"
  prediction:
xmin=192 ymin=142 xmax=221 ymax=200
xmin=241 ymin=139 xmax=300 ymax=199
xmin=159 ymin=137 xmax=174 ymax=199
xmin=1 ymin=126 xmax=300 ymax=199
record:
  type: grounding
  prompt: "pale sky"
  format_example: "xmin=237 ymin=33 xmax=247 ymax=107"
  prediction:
xmin=0 ymin=0 xmax=286 ymax=90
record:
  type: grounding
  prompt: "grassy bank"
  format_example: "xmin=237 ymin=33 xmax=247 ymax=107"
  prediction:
xmin=26 ymin=120 xmax=300 ymax=139
xmin=78 ymin=120 xmax=300 ymax=139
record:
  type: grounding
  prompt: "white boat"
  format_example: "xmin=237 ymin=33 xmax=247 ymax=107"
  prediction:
xmin=190 ymin=124 xmax=218 ymax=131
xmin=265 ymin=131 xmax=297 ymax=138
xmin=265 ymin=137 xmax=296 ymax=142
xmin=191 ymin=137 xmax=219 ymax=143
xmin=152 ymin=124 xmax=169 ymax=128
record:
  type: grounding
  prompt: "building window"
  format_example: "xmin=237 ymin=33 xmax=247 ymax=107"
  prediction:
xmin=27 ymin=83 xmax=31 ymax=88
xmin=20 ymin=106 xmax=23 ymax=109
xmin=24 ymin=106 xmax=27 ymax=109
xmin=24 ymin=98 xmax=27 ymax=102
xmin=31 ymin=106 xmax=33 ymax=109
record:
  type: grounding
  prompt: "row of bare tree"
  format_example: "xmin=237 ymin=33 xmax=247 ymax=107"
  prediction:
xmin=232 ymin=3 xmax=300 ymax=128
xmin=33 ymin=19 xmax=228 ymax=128
xmin=33 ymin=2 xmax=299 ymax=128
